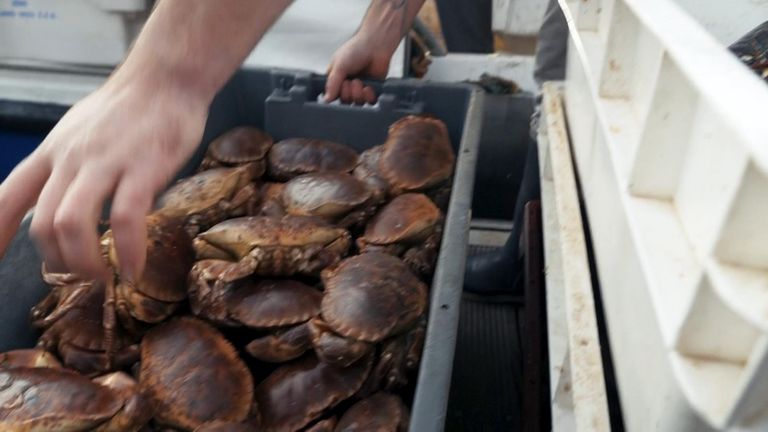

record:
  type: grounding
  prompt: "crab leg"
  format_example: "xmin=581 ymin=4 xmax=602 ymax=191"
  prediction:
xmin=32 ymin=282 xmax=92 ymax=328
xmin=102 ymin=274 xmax=119 ymax=370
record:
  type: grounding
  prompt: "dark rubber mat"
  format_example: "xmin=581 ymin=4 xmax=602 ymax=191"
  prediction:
xmin=445 ymin=245 xmax=524 ymax=432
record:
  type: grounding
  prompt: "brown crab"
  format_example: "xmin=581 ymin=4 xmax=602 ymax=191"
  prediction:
xmin=199 ymin=126 xmax=274 ymax=173
xmin=379 ymin=115 xmax=455 ymax=196
xmin=310 ymin=253 xmax=427 ymax=368
xmin=335 ymin=392 xmax=410 ymax=432
xmin=0 ymin=349 xmax=62 ymax=369
xmin=356 ymin=193 xmax=442 ymax=277
xmin=155 ymin=165 xmax=260 ymax=235
xmin=282 ymin=173 xmax=377 ymax=228
xmin=267 ymin=138 xmax=359 ymax=181
xmin=102 ymin=213 xmax=195 ymax=330
xmin=194 ymin=420 xmax=259 ymax=432
xmin=193 ymin=215 xmax=351 ymax=279
xmin=140 ymin=317 xmax=254 ymax=430
xmin=91 ymin=371 xmax=154 ymax=432
xmin=0 ymin=367 xmax=151 ymax=431
xmin=256 ymin=182 xmax=288 ymax=217
xmin=305 ymin=417 xmax=338 ymax=432
xmin=352 ymin=146 xmax=389 ymax=203
xmin=31 ymin=277 xmax=139 ymax=376
xmin=189 ymin=261 xmax=321 ymax=363
xmin=361 ymin=316 xmax=426 ymax=395
xmin=254 ymin=354 xmax=372 ymax=432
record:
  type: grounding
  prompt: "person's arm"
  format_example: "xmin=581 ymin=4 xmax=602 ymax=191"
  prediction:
xmin=325 ymin=0 xmax=426 ymax=104
xmin=0 ymin=0 xmax=292 ymax=281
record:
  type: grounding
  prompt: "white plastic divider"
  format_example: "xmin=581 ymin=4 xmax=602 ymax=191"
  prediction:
xmin=558 ymin=0 xmax=768 ymax=429
xmin=539 ymin=82 xmax=610 ymax=432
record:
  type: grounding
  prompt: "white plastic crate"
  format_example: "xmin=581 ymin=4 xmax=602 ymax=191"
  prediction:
xmin=556 ymin=0 xmax=768 ymax=429
xmin=424 ymin=53 xmax=537 ymax=93
xmin=492 ymin=0 xmax=548 ymax=36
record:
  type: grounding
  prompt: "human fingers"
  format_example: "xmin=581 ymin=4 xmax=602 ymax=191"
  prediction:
xmin=108 ymin=168 xmax=161 ymax=282
xmin=362 ymin=85 xmax=377 ymax=104
xmin=324 ymin=60 xmax=345 ymax=103
xmin=349 ymin=79 xmax=367 ymax=105
xmin=29 ymin=166 xmax=76 ymax=273
xmin=340 ymin=80 xmax=353 ymax=104
xmin=53 ymin=164 xmax=119 ymax=280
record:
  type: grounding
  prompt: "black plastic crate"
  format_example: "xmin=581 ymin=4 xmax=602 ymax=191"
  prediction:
xmin=0 ymin=68 xmax=482 ymax=431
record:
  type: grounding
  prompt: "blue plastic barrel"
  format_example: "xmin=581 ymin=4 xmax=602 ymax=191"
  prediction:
xmin=0 ymin=130 xmax=44 ymax=181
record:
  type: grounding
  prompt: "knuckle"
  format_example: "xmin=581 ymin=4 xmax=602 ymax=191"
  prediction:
xmin=52 ymin=209 xmax=80 ymax=237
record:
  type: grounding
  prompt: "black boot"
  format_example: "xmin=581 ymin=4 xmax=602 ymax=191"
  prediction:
xmin=463 ymin=233 xmax=523 ymax=296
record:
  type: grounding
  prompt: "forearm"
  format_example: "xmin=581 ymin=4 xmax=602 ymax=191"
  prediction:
xmin=108 ymin=0 xmax=293 ymax=103
xmin=358 ymin=0 xmax=426 ymax=55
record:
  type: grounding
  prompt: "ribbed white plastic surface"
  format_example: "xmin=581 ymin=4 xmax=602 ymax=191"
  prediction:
xmin=558 ymin=0 xmax=768 ymax=429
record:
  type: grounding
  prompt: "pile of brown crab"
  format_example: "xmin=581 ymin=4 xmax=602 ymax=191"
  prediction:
xmin=0 ymin=115 xmax=455 ymax=431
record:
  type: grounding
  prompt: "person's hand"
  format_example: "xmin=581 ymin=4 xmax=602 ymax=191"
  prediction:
xmin=325 ymin=33 xmax=394 ymax=105
xmin=0 ymin=78 xmax=209 ymax=281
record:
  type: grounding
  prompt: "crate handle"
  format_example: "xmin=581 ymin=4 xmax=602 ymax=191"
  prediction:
xmin=267 ymin=72 xmax=424 ymax=115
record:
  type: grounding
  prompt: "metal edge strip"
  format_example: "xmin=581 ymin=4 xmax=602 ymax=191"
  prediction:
xmin=409 ymin=88 xmax=485 ymax=431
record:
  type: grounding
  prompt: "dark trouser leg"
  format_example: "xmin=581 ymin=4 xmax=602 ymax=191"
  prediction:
xmin=464 ymin=0 xmax=565 ymax=296
xmin=464 ymin=137 xmax=540 ymax=295
xmin=505 ymin=137 xmax=541 ymax=259
xmin=434 ymin=0 xmax=494 ymax=53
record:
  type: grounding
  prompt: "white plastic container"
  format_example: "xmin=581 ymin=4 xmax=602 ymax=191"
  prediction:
xmin=0 ymin=0 xmax=150 ymax=66
xmin=424 ymin=53 xmax=537 ymax=93
xmin=556 ymin=0 xmax=768 ymax=429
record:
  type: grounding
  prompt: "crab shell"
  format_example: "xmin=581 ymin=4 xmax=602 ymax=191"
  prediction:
xmin=336 ymin=392 xmax=410 ymax=432
xmin=155 ymin=165 xmax=258 ymax=226
xmin=106 ymin=214 xmax=194 ymax=304
xmin=257 ymin=182 xmax=287 ymax=217
xmin=195 ymin=420 xmax=257 ymax=432
xmin=92 ymin=372 xmax=153 ymax=432
xmin=227 ymin=279 xmax=321 ymax=328
xmin=320 ymin=253 xmax=427 ymax=343
xmin=352 ymin=146 xmax=389 ymax=202
xmin=37 ymin=281 xmax=139 ymax=375
xmin=194 ymin=216 xmax=350 ymax=261
xmin=379 ymin=115 xmax=455 ymax=194
xmin=0 ymin=367 xmax=123 ymax=431
xmin=188 ymin=260 xmax=242 ymax=326
xmin=203 ymin=126 xmax=273 ymax=169
xmin=358 ymin=193 xmax=440 ymax=247
xmin=305 ymin=417 xmax=337 ymax=432
xmin=188 ymin=267 xmax=322 ymax=329
xmin=282 ymin=173 xmax=372 ymax=220
xmin=0 ymin=349 xmax=62 ymax=369
xmin=308 ymin=317 xmax=372 ymax=367
xmin=245 ymin=323 xmax=313 ymax=363
xmin=255 ymin=355 xmax=372 ymax=432
xmin=140 ymin=317 xmax=254 ymax=430
xmin=268 ymin=138 xmax=359 ymax=181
